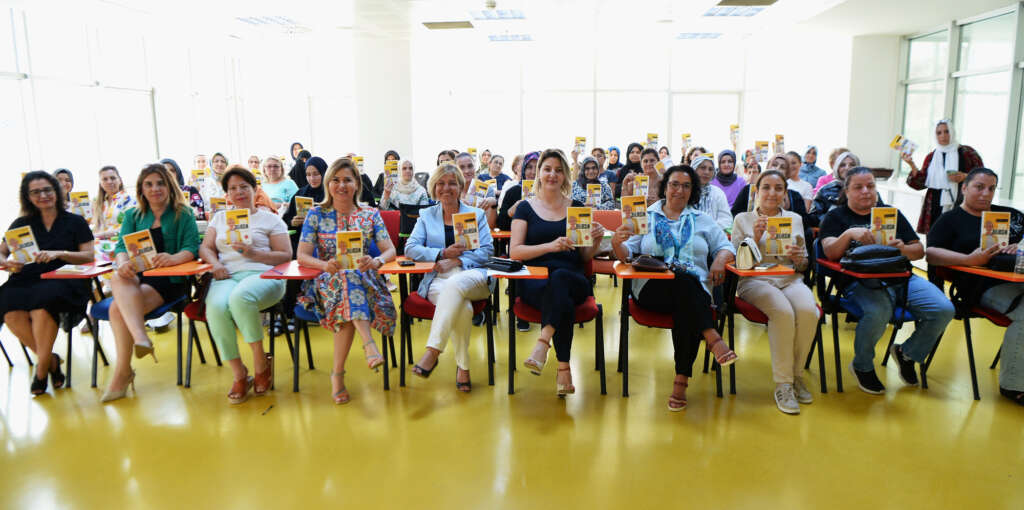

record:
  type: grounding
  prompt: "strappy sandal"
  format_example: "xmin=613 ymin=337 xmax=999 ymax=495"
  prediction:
xmin=412 ymin=348 xmax=440 ymax=379
xmin=49 ymin=353 xmax=66 ymax=390
xmin=708 ymin=337 xmax=738 ymax=366
xmin=228 ymin=375 xmax=253 ymax=405
xmin=668 ymin=379 xmax=688 ymax=412
xmin=331 ymin=371 xmax=350 ymax=405
xmin=556 ymin=366 xmax=575 ymax=397
xmin=524 ymin=338 xmax=551 ymax=376
xmin=1000 ymin=387 xmax=1024 ymax=406
xmin=30 ymin=374 xmax=48 ymax=396
xmin=455 ymin=368 xmax=471 ymax=393
xmin=253 ymin=354 xmax=273 ymax=396
xmin=362 ymin=340 xmax=384 ymax=372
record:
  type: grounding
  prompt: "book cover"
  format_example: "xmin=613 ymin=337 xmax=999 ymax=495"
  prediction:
xmin=890 ymin=135 xmax=918 ymax=156
xmin=729 ymin=124 xmax=740 ymax=148
xmin=621 ymin=196 xmax=648 ymax=235
xmin=468 ymin=148 xmax=478 ymax=159
xmin=521 ymin=180 xmax=535 ymax=199
xmin=295 ymin=196 xmax=314 ymax=217
xmin=635 ymin=174 xmax=649 ymax=197
xmin=586 ymin=184 xmax=602 ymax=207
xmin=574 ymin=136 xmax=586 ymax=153
xmin=452 ymin=212 xmax=480 ymax=249
xmin=384 ymin=160 xmax=399 ymax=184
xmin=755 ymin=141 xmax=770 ymax=163
xmin=70 ymin=191 xmax=92 ymax=220
xmin=870 ymin=207 xmax=898 ymax=245
xmin=210 ymin=197 xmax=228 ymax=214
xmin=190 ymin=168 xmax=210 ymax=185
xmin=981 ymin=211 xmax=1010 ymax=250
xmin=566 ymin=207 xmax=593 ymax=246
xmin=646 ymin=133 xmax=659 ymax=149
xmin=681 ymin=133 xmax=692 ymax=152
xmin=773 ymin=134 xmax=785 ymax=155
xmin=335 ymin=231 xmax=363 ymax=270
xmin=4 ymin=226 xmax=40 ymax=264
xmin=123 ymin=229 xmax=157 ymax=272
xmin=224 ymin=208 xmax=252 ymax=245
xmin=473 ymin=179 xmax=491 ymax=207
xmin=353 ymin=156 xmax=365 ymax=173
xmin=763 ymin=217 xmax=794 ymax=256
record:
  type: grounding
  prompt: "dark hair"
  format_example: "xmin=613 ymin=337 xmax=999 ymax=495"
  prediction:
xmin=384 ymin=150 xmax=400 ymax=162
xmin=838 ymin=166 xmax=875 ymax=206
xmin=755 ymin=170 xmax=788 ymax=190
xmin=641 ymin=148 xmax=659 ymax=161
xmin=659 ymin=146 xmax=670 ymax=154
xmin=53 ymin=168 xmax=73 ymax=201
xmin=297 ymin=150 xmax=311 ymax=162
xmin=686 ymin=146 xmax=706 ymax=163
xmin=221 ymin=165 xmax=258 ymax=192
xmin=785 ymin=151 xmax=802 ymax=162
xmin=135 ymin=163 xmax=188 ymax=219
xmin=160 ymin=158 xmax=185 ymax=186
xmin=20 ymin=171 xmax=65 ymax=216
xmin=436 ymin=150 xmax=458 ymax=166
xmin=658 ymin=165 xmax=701 ymax=207
xmin=591 ymin=147 xmax=606 ymax=156
xmin=964 ymin=167 xmax=998 ymax=186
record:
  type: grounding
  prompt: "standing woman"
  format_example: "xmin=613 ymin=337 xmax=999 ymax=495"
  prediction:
xmin=296 ymin=158 xmax=397 ymax=404
xmin=261 ymin=156 xmax=299 ymax=210
xmin=610 ymin=165 xmax=737 ymax=411
xmin=379 ymin=160 xmax=430 ymax=210
xmin=497 ymin=151 xmax=540 ymax=232
xmin=510 ymin=149 xmax=605 ymax=396
xmin=199 ymin=167 xmax=291 ymax=404
xmin=161 ymin=158 xmax=206 ymax=221
xmin=101 ymin=164 xmax=200 ymax=402
xmin=690 ymin=156 xmax=733 ymax=230
xmin=605 ymin=146 xmax=623 ymax=175
xmin=799 ymin=146 xmax=826 ymax=187
xmin=659 ymin=146 xmax=671 ymax=161
xmin=784 ymin=151 xmax=813 ymax=211
xmin=711 ymin=150 xmax=746 ymax=207
xmin=289 ymin=149 xmax=311 ymax=189
xmin=905 ymin=119 xmax=983 ymax=234
xmin=615 ymin=143 xmax=644 ymax=198
xmin=93 ymin=165 xmax=137 ymax=241
xmin=290 ymin=142 xmax=304 ymax=163
xmin=53 ymin=169 xmax=74 ymax=211
xmin=0 ymin=172 xmax=95 ymax=395
xmin=570 ymin=156 xmax=616 ymax=210
xmin=731 ymin=170 xmax=817 ymax=414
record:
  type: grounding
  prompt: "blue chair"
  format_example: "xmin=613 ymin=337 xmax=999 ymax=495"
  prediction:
xmin=290 ymin=303 xmax=394 ymax=392
xmin=90 ymin=295 xmax=188 ymax=385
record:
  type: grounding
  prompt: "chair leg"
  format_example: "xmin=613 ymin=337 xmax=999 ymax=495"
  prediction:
xmin=832 ymin=312 xmax=843 ymax=393
xmin=96 ymin=336 xmax=109 ymax=366
xmin=702 ymin=342 xmax=711 ymax=374
xmin=63 ymin=316 xmax=73 ymax=389
xmin=804 ymin=339 xmax=816 ymax=370
xmin=22 ymin=343 xmax=34 ymax=366
xmin=185 ymin=320 xmax=196 ymax=389
xmin=304 ymin=326 xmax=315 ymax=370
xmin=389 ymin=334 xmax=398 ymax=369
xmin=612 ymin=274 xmax=618 ymax=288
xmin=90 ymin=318 xmax=100 ymax=388
xmin=815 ymin=317 xmax=828 ymax=393
xmin=963 ymin=318 xmax=980 ymax=400
xmin=382 ymin=334 xmax=390 ymax=391
xmin=596 ymin=305 xmax=606 ymax=396
xmin=486 ymin=306 xmax=495 ymax=387
xmin=176 ymin=312 xmax=183 ymax=386
xmin=991 ymin=347 xmax=1001 ymax=369
xmin=881 ymin=324 xmax=899 ymax=366
xmin=0 ymin=339 xmax=12 ymax=368
xmin=714 ymin=359 xmax=723 ymax=398
xmin=920 ymin=328 xmax=939 ymax=389
xmin=727 ymin=312 xmax=736 ymax=395
xmin=293 ymin=319 xmax=305 ymax=393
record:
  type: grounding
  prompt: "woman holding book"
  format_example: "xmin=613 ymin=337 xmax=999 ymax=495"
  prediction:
xmin=904 ymin=119 xmax=984 ymax=234
xmin=819 ymin=167 xmax=953 ymax=396
xmin=619 ymin=148 xmax=662 ymax=206
xmin=101 ymin=164 xmax=200 ymax=402
xmin=510 ymin=149 xmax=605 ymax=396
xmin=731 ymin=170 xmax=817 ymax=414
xmin=809 ymin=151 xmax=865 ymax=225
xmin=457 ymin=152 xmax=497 ymax=228
xmin=261 ymin=156 xmax=299 ymax=210
xmin=380 ymin=160 xmax=430 ymax=210
xmin=0 ymin=171 xmax=95 ymax=395
xmin=926 ymin=167 xmax=1024 ymax=405
xmin=199 ymin=167 xmax=291 ymax=404
xmin=610 ymin=164 xmax=737 ymax=411
xmin=730 ymin=155 xmax=810 ymax=221
xmin=690 ymin=155 xmax=732 ymax=230
xmin=478 ymin=154 xmax=512 ymax=192
xmin=614 ymin=143 xmax=644 ymax=198
xmin=497 ymin=151 xmax=540 ymax=231
xmin=799 ymin=146 xmax=826 ymax=187
xmin=711 ymin=150 xmax=746 ymax=207
xmin=296 ymin=157 xmax=397 ymax=404
xmin=93 ymin=165 xmax=137 ymax=241
xmin=161 ymin=158 xmax=207 ymax=221
xmin=784 ymin=151 xmax=813 ymax=211
xmin=406 ymin=163 xmax=494 ymax=391
xmin=570 ymin=156 xmax=615 ymax=210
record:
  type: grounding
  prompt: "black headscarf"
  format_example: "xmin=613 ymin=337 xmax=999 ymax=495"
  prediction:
xmin=289 ymin=150 xmax=312 ymax=188
xmin=283 ymin=156 xmax=327 ymax=241
xmin=616 ymin=142 xmax=644 ymax=182
xmin=290 ymin=142 xmax=304 ymax=162
xmin=160 ymin=158 xmax=185 ymax=186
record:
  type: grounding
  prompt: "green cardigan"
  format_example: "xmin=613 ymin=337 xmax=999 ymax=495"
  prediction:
xmin=115 ymin=205 xmax=200 ymax=283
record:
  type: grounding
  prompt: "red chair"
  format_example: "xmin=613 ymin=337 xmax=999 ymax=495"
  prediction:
xmin=379 ymin=209 xmax=405 ymax=367
xmin=507 ymin=260 xmax=606 ymax=395
xmin=400 ymin=292 xmax=495 ymax=385
xmin=592 ymin=210 xmax=622 ymax=287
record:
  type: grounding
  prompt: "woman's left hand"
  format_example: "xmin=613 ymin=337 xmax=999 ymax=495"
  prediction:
xmin=785 ymin=244 xmax=805 ymax=266
xmin=34 ymin=250 xmax=62 ymax=264
xmin=231 ymin=242 xmax=252 ymax=257
xmin=1001 ymin=243 xmax=1018 ymax=255
xmin=435 ymin=258 xmax=460 ymax=273
xmin=948 ymin=171 xmax=967 ymax=183
xmin=151 ymin=253 xmax=174 ymax=268
xmin=590 ymin=223 xmax=605 ymax=248
xmin=709 ymin=259 xmax=726 ymax=286
xmin=356 ymin=255 xmax=380 ymax=272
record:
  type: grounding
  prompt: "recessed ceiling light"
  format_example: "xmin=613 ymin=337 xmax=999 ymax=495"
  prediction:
xmin=471 ymin=9 xmax=525 ymax=20
xmin=488 ymin=34 xmax=532 ymax=42
xmin=423 ymin=21 xmax=475 ymax=30
xmin=703 ymin=6 xmax=766 ymax=17
xmin=677 ymin=32 xmax=722 ymax=39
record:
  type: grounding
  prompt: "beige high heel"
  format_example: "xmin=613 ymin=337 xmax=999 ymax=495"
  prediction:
xmin=556 ymin=367 xmax=575 ymax=397
xmin=331 ymin=371 xmax=350 ymax=405
xmin=101 ymin=370 xmax=136 ymax=403
xmin=134 ymin=340 xmax=158 ymax=363
xmin=524 ymin=338 xmax=551 ymax=376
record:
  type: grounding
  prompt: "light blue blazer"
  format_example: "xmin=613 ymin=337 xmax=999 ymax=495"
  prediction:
xmin=405 ymin=202 xmax=494 ymax=296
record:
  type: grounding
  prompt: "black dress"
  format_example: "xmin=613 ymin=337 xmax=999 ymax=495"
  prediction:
xmin=0 ymin=211 xmax=94 ymax=321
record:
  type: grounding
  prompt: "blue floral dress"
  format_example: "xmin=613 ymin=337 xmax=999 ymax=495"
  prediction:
xmin=298 ymin=205 xmax=397 ymax=335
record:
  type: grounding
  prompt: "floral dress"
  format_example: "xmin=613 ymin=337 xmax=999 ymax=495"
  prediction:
xmin=94 ymin=190 xmax=137 ymax=262
xmin=298 ymin=205 xmax=397 ymax=335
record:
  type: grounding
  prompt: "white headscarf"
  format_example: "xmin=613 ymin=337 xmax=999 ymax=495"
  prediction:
xmin=926 ymin=119 xmax=960 ymax=208
xmin=395 ymin=160 xmax=420 ymax=195
xmin=832 ymin=151 xmax=859 ymax=177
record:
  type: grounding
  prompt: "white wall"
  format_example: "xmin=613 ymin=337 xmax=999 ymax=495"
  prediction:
xmin=353 ymin=34 xmax=413 ymax=180
xmin=846 ymin=35 xmax=902 ymax=169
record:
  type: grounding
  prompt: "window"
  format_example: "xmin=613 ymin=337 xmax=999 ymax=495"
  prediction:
xmin=901 ymin=81 xmax=945 ymax=163
xmin=906 ymin=31 xmax=947 ymax=80
xmin=897 ymin=31 xmax=949 ymax=178
xmin=958 ymin=13 xmax=1015 ymax=71
xmin=953 ymin=71 xmax=1011 ymax=176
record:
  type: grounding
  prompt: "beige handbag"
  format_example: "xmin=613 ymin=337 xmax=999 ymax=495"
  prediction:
xmin=736 ymin=237 xmax=762 ymax=270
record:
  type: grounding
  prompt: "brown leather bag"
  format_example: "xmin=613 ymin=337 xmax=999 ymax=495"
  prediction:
xmin=631 ymin=255 xmax=668 ymax=272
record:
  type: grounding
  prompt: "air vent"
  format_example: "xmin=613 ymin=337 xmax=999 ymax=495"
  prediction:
xmin=471 ymin=9 xmax=525 ymax=20
xmin=488 ymin=34 xmax=532 ymax=42
xmin=423 ymin=21 xmax=475 ymax=30
xmin=716 ymin=0 xmax=776 ymax=5
xmin=677 ymin=33 xmax=722 ymax=40
xmin=703 ymin=6 xmax=766 ymax=17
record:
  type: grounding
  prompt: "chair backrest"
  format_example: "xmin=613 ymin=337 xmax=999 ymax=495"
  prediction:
xmin=592 ymin=209 xmax=622 ymax=232
xmin=414 ymin=172 xmax=430 ymax=189
xmin=380 ymin=209 xmax=400 ymax=248
xmin=812 ymin=237 xmax=834 ymax=302
xmin=399 ymin=203 xmax=430 ymax=236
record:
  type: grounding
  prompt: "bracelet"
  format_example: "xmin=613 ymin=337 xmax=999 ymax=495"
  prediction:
xmin=374 ymin=256 xmax=385 ymax=268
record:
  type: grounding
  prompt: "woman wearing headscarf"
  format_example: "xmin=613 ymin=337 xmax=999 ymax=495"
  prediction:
xmin=290 ymin=142 xmax=304 ymax=162
xmin=570 ymin=156 xmax=616 ymax=210
xmin=283 ymin=156 xmax=328 ymax=252
xmin=374 ymin=150 xmax=402 ymax=197
xmin=809 ymin=151 xmax=862 ymax=225
xmin=289 ymin=149 xmax=312 ymax=188
xmin=380 ymin=160 xmax=430 ymax=210
xmin=813 ymin=147 xmax=853 ymax=194
xmin=605 ymin=146 xmax=623 ymax=173
xmin=731 ymin=155 xmax=815 ymax=229
xmin=690 ymin=155 xmax=732 ymax=231
xmin=497 ymin=151 xmax=540 ymax=231
xmin=161 ymin=158 xmax=206 ymax=221
xmin=710 ymin=150 xmax=746 ymax=207
xmin=904 ymin=119 xmax=984 ymax=234
xmin=614 ymin=143 xmax=644 ymax=199
xmin=799 ymin=146 xmax=826 ymax=187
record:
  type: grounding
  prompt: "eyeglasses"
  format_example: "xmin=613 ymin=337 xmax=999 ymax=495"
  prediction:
xmin=29 ymin=187 xmax=56 ymax=197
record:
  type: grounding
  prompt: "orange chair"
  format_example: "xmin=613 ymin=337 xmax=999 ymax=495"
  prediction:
xmin=592 ymin=209 xmax=622 ymax=287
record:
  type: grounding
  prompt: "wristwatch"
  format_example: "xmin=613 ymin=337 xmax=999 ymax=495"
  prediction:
xmin=374 ymin=256 xmax=385 ymax=268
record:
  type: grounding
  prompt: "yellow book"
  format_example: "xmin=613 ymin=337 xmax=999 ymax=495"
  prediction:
xmin=123 ymin=229 xmax=157 ymax=272
xmin=335 ymin=231 xmax=363 ymax=270
xmin=384 ymin=160 xmax=399 ymax=184
xmin=755 ymin=141 xmax=770 ymax=163
xmin=473 ymin=179 xmax=491 ymax=208
xmin=620 ymin=196 xmax=648 ymax=235
xmin=353 ymin=156 xmax=365 ymax=173
xmin=586 ymin=184 xmax=602 ymax=207
xmin=70 ymin=191 xmax=92 ymax=220
xmin=190 ymin=168 xmax=210 ymax=185
xmin=452 ymin=212 xmax=479 ymax=249
xmin=295 ymin=196 xmax=314 ymax=217
xmin=224 ymin=208 xmax=252 ymax=245
xmin=210 ymin=197 xmax=228 ymax=214
xmin=468 ymin=147 xmax=478 ymax=158
xmin=703 ymin=152 xmax=715 ymax=160
xmin=681 ymin=133 xmax=692 ymax=152
xmin=870 ymin=207 xmax=898 ymax=245
xmin=574 ymin=136 xmax=586 ymax=153
xmin=890 ymin=135 xmax=918 ymax=156
xmin=729 ymin=124 xmax=740 ymax=147
xmin=4 ymin=226 xmax=40 ymax=264
xmin=521 ymin=180 xmax=535 ymax=199
xmin=634 ymin=174 xmax=649 ymax=197
xmin=773 ymin=134 xmax=785 ymax=155
xmin=763 ymin=217 xmax=794 ymax=256
xmin=981 ymin=211 xmax=1010 ymax=250
xmin=646 ymin=133 xmax=659 ymax=149
xmin=566 ymin=207 xmax=593 ymax=246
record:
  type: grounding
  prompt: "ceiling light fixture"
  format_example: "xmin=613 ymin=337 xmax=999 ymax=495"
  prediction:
xmin=471 ymin=9 xmax=525 ymax=20
xmin=423 ymin=21 xmax=475 ymax=29
xmin=703 ymin=6 xmax=766 ymax=17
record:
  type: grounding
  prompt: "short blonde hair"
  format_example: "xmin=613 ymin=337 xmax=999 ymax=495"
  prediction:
xmin=426 ymin=163 xmax=464 ymax=200
xmin=320 ymin=158 xmax=361 ymax=208
xmin=533 ymin=149 xmax=572 ymax=196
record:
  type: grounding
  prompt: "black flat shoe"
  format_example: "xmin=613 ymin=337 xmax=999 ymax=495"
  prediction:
xmin=49 ymin=353 xmax=66 ymax=389
xmin=30 ymin=374 xmax=48 ymax=396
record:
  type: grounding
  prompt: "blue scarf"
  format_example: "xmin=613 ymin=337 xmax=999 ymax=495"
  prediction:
xmin=653 ymin=207 xmax=698 ymax=275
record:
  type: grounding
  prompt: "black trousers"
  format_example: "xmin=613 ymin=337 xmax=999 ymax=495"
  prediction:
xmin=634 ymin=269 xmax=715 ymax=376
xmin=518 ymin=268 xmax=592 ymax=362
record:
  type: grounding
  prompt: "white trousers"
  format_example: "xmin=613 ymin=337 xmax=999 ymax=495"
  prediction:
xmin=425 ymin=268 xmax=491 ymax=370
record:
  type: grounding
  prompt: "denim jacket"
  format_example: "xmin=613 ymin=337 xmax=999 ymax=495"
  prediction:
xmin=405 ymin=202 xmax=494 ymax=296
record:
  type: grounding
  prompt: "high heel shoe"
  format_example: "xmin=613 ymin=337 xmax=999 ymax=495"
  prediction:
xmin=101 ymin=370 xmax=136 ymax=403
xmin=49 ymin=353 xmax=66 ymax=389
xmin=412 ymin=348 xmax=440 ymax=379
xmin=228 ymin=375 xmax=253 ymax=405
xmin=331 ymin=371 xmax=350 ymax=405
xmin=455 ymin=368 xmax=471 ymax=393
xmin=668 ymin=379 xmax=688 ymax=412
xmin=362 ymin=340 xmax=384 ymax=372
xmin=708 ymin=337 xmax=737 ymax=367
xmin=253 ymin=354 xmax=273 ymax=396
xmin=134 ymin=340 xmax=158 ymax=363
xmin=556 ymin=367 xmax=575 ymax=396
xmin=30 ymin=374 xmax=48 ymax=396
xmin=524 ymin=338 xmax=551 ymax=376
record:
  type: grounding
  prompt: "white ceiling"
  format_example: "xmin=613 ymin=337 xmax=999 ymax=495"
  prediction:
xmin=799 ymin=0 xmax=1016 ymax=35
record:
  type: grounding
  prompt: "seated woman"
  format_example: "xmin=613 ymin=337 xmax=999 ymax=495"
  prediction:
xmin=731 ymin=170 xmax=817 ymax=414
xmin=478 ymin=154 xmax=512 ymax=192
xmin=819 ymin=167 xmax=954 ymax=395
xmin=710 ymin=150 xmax=746 ymax=207
xmin=809 ymin=151 xmax=860 ymax=224
xmin=614 ymin=143 xmax=644 ymax=199
xmin=456 ymin=152 xmax=498 ymax=228
xmin=690 ymin=155 xmax=732 ymax=231
xmin=406 ymin=164 xmax=495 ymax=391
xmin=296 ymin=157 xmax=397 ymax=404
xmin=570 ymin=156 xmax=616 ymax=210
xmin=0 ymin=172 xmax=95 ymax=395
xmin=92 ymin=165 xmax=137 ymax=242
xmin=611 ymin=165 xmax=737 ymax=412
xmin=199 ymin=167 xmax=292 ymax=404
xmin=926 ymin=167 xmax=1024 ymax=405
xmin=53 ymin=168 xmax=74 ymax=211
xmin=261 ymin=156 xmax=299 ymax=211
xmin=102 ymin=164 xmax=200 ymax=402
xmin=161 ymin=158 xmax=207 ymax=221
xmin=496 ymin=151 xmax=539 ymax=231
xmin=731 ymin=155 xmax=808 ymax=219
xmin=618 ymin=148 xmax=662 ymax=206
xmin=380 ymin=160 xmax=430 ymax=210
xmin=784 ymin=151 xmax=813 ymax=211
xmin=510 ymin=149 xmax=606 ymax=396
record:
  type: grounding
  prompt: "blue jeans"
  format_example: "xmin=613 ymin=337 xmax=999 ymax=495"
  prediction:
xmin=980 ymin=283 xmax=1024 ymax=391
xmin=845 ymin=275 xmax=954 ymax=372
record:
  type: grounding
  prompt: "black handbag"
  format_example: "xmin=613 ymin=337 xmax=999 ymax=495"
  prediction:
xmin=986 ymin=253 xmax=1016 ymax=272
xmin=631 ymin=255 xmax=669 ymax=272
xmin=840 ymin=244 xmax=910 ymax=274
xmin=482 ymin=257 xmax=523 ymax=272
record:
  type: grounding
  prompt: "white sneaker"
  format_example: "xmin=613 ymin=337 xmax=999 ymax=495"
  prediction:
xmin=793 ymin=377 xmax=814 ymax=404
xmin=774 ymin=384 xmax=800 ymax=415
xmin=145 ymin=312 xmax=175 ymax=329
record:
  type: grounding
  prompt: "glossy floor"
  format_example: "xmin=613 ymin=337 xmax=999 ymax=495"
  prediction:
xmin=1 ymin=276 xmax=1021 ymax=509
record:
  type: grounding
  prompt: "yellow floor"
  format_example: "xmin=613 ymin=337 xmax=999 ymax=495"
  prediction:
xmin=1 ymin=276 xmax=1022 ymax=509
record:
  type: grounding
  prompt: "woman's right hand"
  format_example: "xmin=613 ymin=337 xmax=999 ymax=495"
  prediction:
xmin=621 ymin=176 xmax=634 ymax=196
xmin=611 ymin=223 xmax=633 ymax=246
xmin=507 ymin=199 xmax=523 ymax=218
xmin=211 ymin=263 xmax=230 ymax=280
xmin=291 ymin=215 xmax=305 ymax=227
xmin=901 ymin=152 xmax=918 ymax=173
xmin=442 ymin=243 xmax=466 ymax=259
xmin=1 ymin=259 xmax=23 ymax=273
xmin=965 ymin=244 xmax=1001 ymax=267
xmin=753 ymin=216 xmax=767 ymax=241
xmin=323 ymin=259 xmax=340 ymax=274
xmin=847 ymin=227 xmax=876 ymax=246
xmin=116 ymin=261 xmax=137 ymax=279
xmin=547 ymin=237 xmax=573 ymax=253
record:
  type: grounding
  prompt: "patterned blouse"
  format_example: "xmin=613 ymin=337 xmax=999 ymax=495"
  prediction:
xmin=94 ymin=190 xmax=137 ymax=235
